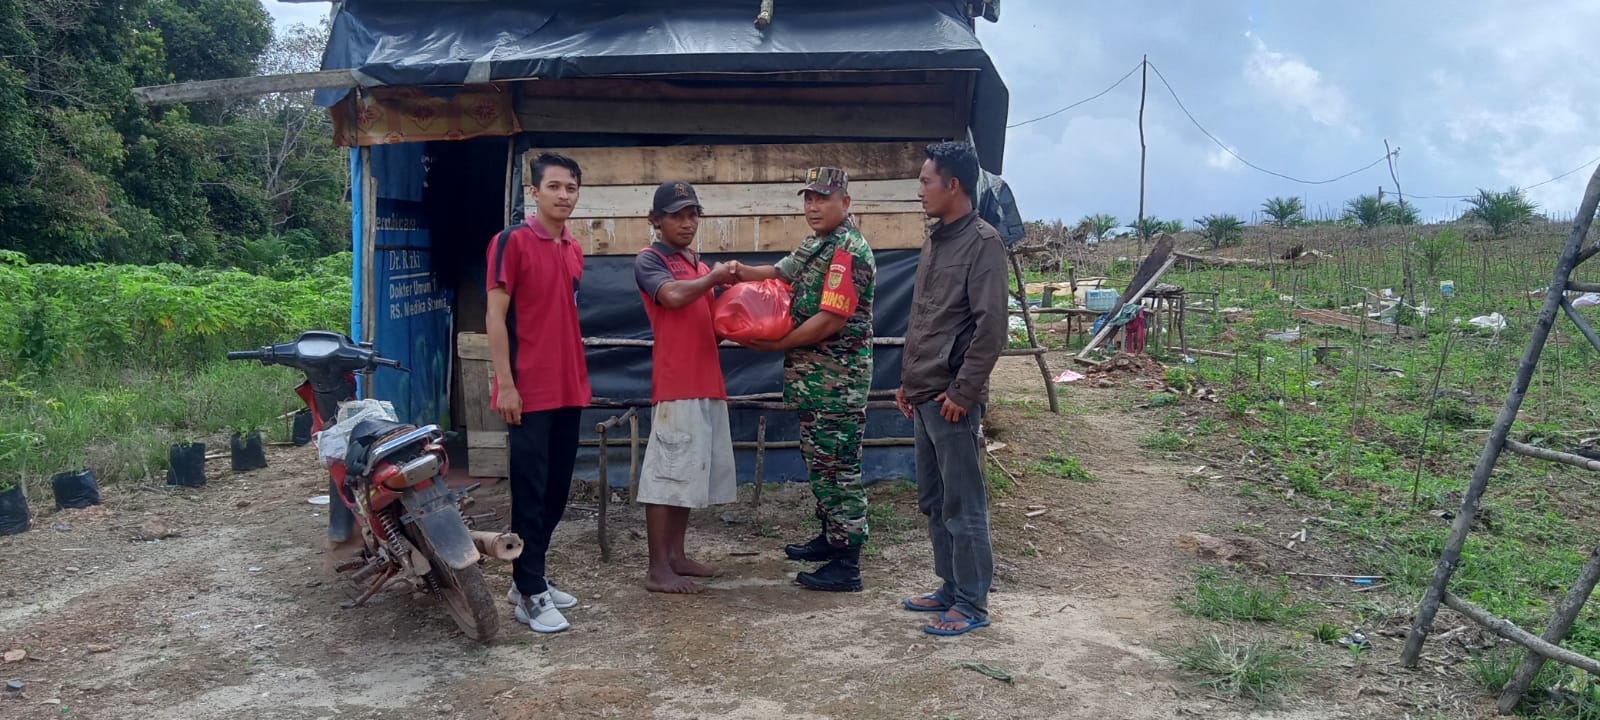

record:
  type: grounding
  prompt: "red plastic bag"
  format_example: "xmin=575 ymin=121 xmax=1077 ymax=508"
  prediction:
xmin=714 ymin=279 xmax=793 ymax=342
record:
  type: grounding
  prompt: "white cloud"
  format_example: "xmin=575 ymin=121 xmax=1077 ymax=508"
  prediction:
xmin=1243 ymin=38 xmax=1354 ymax=132
xmin=1207 ymin=146 xmax=1240 ymax=171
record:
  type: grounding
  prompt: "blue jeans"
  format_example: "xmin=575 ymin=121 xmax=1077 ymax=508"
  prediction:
xmin=914 ymin=400 xmax=993 ymax=622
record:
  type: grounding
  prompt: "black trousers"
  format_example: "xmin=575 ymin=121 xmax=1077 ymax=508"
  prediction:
xmin=508 ymin=406 xmax=582 ymax=596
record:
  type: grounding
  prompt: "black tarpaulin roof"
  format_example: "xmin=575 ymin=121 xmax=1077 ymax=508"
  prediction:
xmin=316 ymin=0 xmax=1011 ymax=171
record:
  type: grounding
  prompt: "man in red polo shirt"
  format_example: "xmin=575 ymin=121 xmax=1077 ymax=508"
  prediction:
xmin=486 ymin=152 xmax=591 ymax=633
xmin=633 ymin=180 xmax=738 ymax=594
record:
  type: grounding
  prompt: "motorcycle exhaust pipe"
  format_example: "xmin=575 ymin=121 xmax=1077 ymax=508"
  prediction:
xmin=470 ymin=531 xmax=524 ymax=561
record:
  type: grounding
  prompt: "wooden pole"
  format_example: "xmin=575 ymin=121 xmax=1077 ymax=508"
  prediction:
xmin=1497 ymin=543 xmax=1600 ymax=712
xmin=596 ymin=425 xmax=612 ymax=562
xmin=752 ymin=415 xmax=768 ymax=509
xmin=754 ymin=0 xmax=774 ymax=28
xmin=1442 ymin=592 xmax=1600 ymax=676
xmin=592 ymin=408 xmax=635 ymax=562
xmin=502 ymin=138 xmax=515 ymax=227
xmin=1136 ymin=54 xmax=1148 ymax=258
xmin=1007 ymin=249 xmax=1060 ymax=413
xmin=1403 ymin=163 xmax=1600 ymax=666
xmin=1504 ymin=439 xmax=1600 ymax=472
xmin=1561 ymin=298 xmax=1600 ymax=355
xmin=627 ymin=412 xmax=641 ymax=505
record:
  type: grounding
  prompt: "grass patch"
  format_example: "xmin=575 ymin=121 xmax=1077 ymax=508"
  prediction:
xmin=1141 ymin=430 xmax=1187 ymax=451
xmin=1030 ymin=451 xmax=1097 ymax=482
xmin=1161 ymin=634 xmax=1306 ymax=702
xmin=1176 ymin=568 xmax=1315 ymax=623
xmin=0 ymin=362 xmax=302 ymax=494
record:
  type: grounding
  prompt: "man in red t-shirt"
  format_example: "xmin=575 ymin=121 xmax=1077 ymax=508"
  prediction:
xmin=486 ymin=152 xmax=592 ymax=634
xmin=633 ymin=180 xmax=738 ymax=594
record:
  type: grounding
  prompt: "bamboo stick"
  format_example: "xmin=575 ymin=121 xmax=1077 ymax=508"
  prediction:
xmin=1008 ymin=248 xmax=1060 ymax=413
xmin=1504 ymin=439 xmax=1600 ymax=472
xmin=752 ymin=415 xmax=767 ymax=509
xmin=578 ymin=436 xmax=914 ymax=450
xmin=1497 ymin=544 xmax=1600 ymax=713
xmin=1560 ymin=298 xmax=1600 ymax=355
xmin=1403 ymin=162 xmax=1600 ymax=666
xmin=1441 ymin=592 xmax=1600 ymax=676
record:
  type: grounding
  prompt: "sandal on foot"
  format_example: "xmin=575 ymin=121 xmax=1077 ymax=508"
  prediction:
xmin=924 ymin=610 xmax=991 ymax=636
xmin=902 ymin=593 xmax=951 ymax=612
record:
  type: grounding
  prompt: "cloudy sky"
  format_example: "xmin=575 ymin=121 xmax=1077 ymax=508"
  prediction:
xmin=262 ymin=1 xmax=1600 ymax=227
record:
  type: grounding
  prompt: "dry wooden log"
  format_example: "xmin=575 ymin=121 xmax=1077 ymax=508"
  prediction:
xmin=469 ymin=531 xmax=524 ymax=561
xmin=1441 ymin=592 xmax=1600 ymax=675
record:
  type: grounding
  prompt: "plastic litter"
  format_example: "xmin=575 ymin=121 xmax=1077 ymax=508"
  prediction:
xmin=1573 ymin=292 xmax=1600 ymax=308
xmin=1468 ymin=312 xmax=1507 ymax=332
xmin=712 ymin=279 xmax=793 ymax=343
xmin=1053 ymin=369 xmax=1085 ymax=384
xmin=307 ymin=495 xmax=330 ymax=505
xmin=314 ymin=399 xmax=398 ymax=468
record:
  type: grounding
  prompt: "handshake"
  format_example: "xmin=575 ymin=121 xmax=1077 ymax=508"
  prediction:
xmin=706 ymin=260 xmax=750 ymax=286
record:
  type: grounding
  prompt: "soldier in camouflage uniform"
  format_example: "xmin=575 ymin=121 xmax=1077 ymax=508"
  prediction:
xmin=730 ymin=166 xmax=875 ymax=592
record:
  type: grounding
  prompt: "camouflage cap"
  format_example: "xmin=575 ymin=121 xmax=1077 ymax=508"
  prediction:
xmin=798 ymin=166 xmax=849 ymax=196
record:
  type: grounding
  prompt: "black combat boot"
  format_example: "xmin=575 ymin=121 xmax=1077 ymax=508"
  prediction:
xmin=795 ymin=545 xmax=862 ymax=592
xmin=784 ymin=532 xmax=841 ymax=562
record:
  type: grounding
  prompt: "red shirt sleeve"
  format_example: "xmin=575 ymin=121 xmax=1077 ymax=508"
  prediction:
xmin=817 ymin=247 xmax=858 ymax=317
xmin=486 ymin=228 xmax=519 ymax=294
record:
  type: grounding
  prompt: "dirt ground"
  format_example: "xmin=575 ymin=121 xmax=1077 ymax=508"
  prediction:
xmin=2 ymin=356 xmax=1429 ymax=719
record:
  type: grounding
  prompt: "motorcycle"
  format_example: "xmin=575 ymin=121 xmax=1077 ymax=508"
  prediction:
xmin=228 ymin=330 xmax=499 ymax=643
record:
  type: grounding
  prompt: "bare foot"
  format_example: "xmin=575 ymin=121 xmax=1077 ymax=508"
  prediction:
xmin=905 ymin=594 xmax=946 ymax=610
xmin=670 ymin=556 xmax=722 ymax=578
xmin=645 ymin=567 xmax=704 ymax=594
xmin=324 ymin=538 xmax=364 ymax=573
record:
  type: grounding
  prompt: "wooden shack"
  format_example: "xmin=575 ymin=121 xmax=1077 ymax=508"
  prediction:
xmin=133 ymin=0 xmax=1019 ymax=483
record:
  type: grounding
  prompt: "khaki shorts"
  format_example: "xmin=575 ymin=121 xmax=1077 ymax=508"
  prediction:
xmin=637 ymin=398 xmax=736 ymax=509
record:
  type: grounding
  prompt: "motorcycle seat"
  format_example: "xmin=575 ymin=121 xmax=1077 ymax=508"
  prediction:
xmin=345 ymin=418 xmax=415 ymax=475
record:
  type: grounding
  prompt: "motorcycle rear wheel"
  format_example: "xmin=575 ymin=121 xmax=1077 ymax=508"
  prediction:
xmin=433 ymin=561 xmax=498 ymax=644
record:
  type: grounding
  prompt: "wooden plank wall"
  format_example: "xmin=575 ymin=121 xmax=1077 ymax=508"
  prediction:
xmin=524 ymin=141 xmax=935 ymax=255
xmin=515 ymin=76 xmax=971 ymax=138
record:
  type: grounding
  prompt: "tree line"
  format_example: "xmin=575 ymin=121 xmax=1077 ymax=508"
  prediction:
xmin=1026 ymin=187 xmax=1543 ymax=250
xmin=0 ymin=0 xmax=345 ymax=274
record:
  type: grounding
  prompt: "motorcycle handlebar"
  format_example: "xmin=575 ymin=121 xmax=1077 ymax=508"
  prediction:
xmin=226 ymin=350 xmax=264 ymax=362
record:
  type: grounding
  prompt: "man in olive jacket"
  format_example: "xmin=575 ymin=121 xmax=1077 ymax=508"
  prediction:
xmin=895 ymin=141 xmax=1009 ymax=636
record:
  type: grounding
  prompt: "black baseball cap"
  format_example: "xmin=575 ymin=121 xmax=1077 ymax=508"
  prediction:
xmin=652 ymin=180 xmax=702 ymax=214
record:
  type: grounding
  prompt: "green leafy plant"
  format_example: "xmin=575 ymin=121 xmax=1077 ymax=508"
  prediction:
xmin=1261 ymin=197 xmax=1304 ymax=228
xmin=1342 ymin=194 xmax=1419 ymax=227
xmin=1030 ymin=451 xmax=1097 ymax=482
xmin=1079 ymin=213 xmax=1119 ymax=242
xmin=1410 ymin=229 xmax=1463 ymax=279
xmin=1141 ymin=430 xmax=1186 ymax=451
xmin=1386 ymin=199 xmax=1421 ymax=225
xmin=1196 ymin=214 xmax=1245 ymax=249
xmin=1135 ymin=216 xmax=1185 ymax=242
xmin=1464 ymin=187 xmax=1539 ymax=237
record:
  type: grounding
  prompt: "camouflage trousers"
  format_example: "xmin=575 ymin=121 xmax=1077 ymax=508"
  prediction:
xmin=797 ymin=406 xmax=869 ymax=548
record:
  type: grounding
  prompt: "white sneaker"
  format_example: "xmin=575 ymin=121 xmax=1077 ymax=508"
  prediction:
xmin=506 ymin=581 xmax=577 ymax=610
xmin=514 ymin=591 xmax=570 ymax=633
